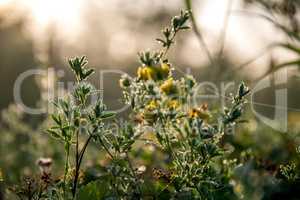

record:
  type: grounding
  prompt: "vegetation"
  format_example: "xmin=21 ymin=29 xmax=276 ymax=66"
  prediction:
xmin=1 ymin=1 xmax=300 ymax=199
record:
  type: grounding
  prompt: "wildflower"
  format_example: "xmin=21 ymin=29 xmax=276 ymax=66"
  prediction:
xmin=137 ymin=66 xmax=146 ymax=80
xmin=160 ymin=78 xmax=176 ymax=94
xmin=146 ymin=100 xmax=158 ymax=111
xmin=137 ymin=165 xmax=147 ymax=175
xmin=167 ymin=100 xmax=180 ymax=110
xmin=158 ymin=62 xmax=171 ymax=79
xmin=37 ymin=158 xmax=53 ymax=174
xmin=188 ymin=103 xmax=211 ymax=120
xmin=137 ymin=66 xmax=157 ymax=81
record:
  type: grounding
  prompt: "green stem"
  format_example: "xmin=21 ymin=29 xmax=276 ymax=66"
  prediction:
xmin=160 ymin=30 xmax=178 ymax=59
xmin=63 ymin=142 xmax=70 ymax=198
xmin=98 ymin=136 xmax=114 ymax=159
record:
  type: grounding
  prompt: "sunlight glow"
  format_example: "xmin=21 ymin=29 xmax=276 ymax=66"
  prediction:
xmin=24 ymin=0 xmax=83 ymax=27
xmin=196 ymin=0 xmax=274 ymax=72
xmin=199 ymin=0 xmax=228 ymax=32
xmin=0 ymin=0 xmax=12 ymax=5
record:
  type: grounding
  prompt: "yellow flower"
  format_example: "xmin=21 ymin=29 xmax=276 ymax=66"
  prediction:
xmin=137 ymin=66 xmax=158 ymax=81
xmin=159 ymin=62 xmax=171 ymax=79
xmin=160 ymin=78 xmax=175 ymax=94
xmin=143 ymin=100 xmax=159 ymax=124
xmin=146 ymin=100 xmax=158 ymax=111
xmin=145 ymin=66 xmax=158 ymax=80
xmin=137 ymin=66 xmax=148 ymax=80
xmin=188 ymin=108 xmax=199 ymax=118
xmin=188 ymin=104 xmax=211 ymax=120
xmin=167 ymin=100 xmax=179 ymax=110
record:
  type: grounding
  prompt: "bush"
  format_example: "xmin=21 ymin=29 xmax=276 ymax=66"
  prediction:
xmin=4 ymin=10 xmax=252 ymax=200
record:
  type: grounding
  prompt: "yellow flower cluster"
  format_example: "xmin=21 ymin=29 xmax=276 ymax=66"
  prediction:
xmin=146 ymin=100 xmax=158 ymax=111
xmin=137 ymin=63 xmax=171 ymax=81
xmin=160 ymin=78 xmax=176 ymax=95
xmin=188 ymin=104 xmax=211 ymax=120
xmin=167 ymin=100 xmax=180 ymax=110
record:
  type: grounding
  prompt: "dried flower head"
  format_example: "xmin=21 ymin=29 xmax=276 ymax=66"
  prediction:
xmin=37 ymin=157 xmax=53 ymax=174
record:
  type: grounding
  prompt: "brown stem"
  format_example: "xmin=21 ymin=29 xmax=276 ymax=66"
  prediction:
xmin=72 ymin=134 xmax=93 ymax=199
xmin=185 ymin=0 xmax=214 ymax=65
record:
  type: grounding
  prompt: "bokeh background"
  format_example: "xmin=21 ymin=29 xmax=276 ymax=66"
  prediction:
xmin=1 ymin=0 xmax=300 ymax=199
xmin=0 ymin=0 xmax=299 ymax=111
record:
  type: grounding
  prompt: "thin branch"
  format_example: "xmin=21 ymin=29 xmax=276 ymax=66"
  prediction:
xmin=218 ymin=0 xmax=234 ymax=58
xmin=233 ymin=44 xmax=275 ymax=72
xmin=98 ymin=135 xmax=114 ymax=160
xmin=255 ymin=59 xmax=300 ymax=82
xmin=72 ymin=134 xmax=93 ymax=198
xmin=185 ymin=0 xmax=214 ymax=65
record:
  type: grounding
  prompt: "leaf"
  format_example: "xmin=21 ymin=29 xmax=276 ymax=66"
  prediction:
xmin=82 ymin=69 xmax=95 ymax=80
xmin=51 ymin=114 xmax=61 ymax=125
xmin=100 ymin=111 xmax=116 ymax=119
xmin=46 ymin=129 xmax=63 ymax=140
xmin=179 ymin=26 xmax=190 ymax=30
xmin=156 ymin=38 xmax=167 ymax=46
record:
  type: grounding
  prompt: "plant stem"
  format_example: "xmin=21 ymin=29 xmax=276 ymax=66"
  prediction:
xmin=160 ymin=31 xmax=178 ymax=59
xmin=185 ymin=0 xmax=214 ymax=65
xmin=72 ymin=134 xmax=93 ymax=199
xmin=63 ymin=142 xmax=70 ymax=198
xmin=218 ymin=0 xmax=233 ymax=59
xmin=98 ymin=136 xmax=114 ymax=159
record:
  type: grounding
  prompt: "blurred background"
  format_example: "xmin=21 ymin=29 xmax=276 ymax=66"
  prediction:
xmin=0 ymin=0 xmax=300 ymax=199
xmin=0 ymin=0 xmax=299 ymax=111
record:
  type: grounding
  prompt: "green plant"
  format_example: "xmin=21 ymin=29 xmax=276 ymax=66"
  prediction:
xmin=46 ymin=56 xmax=115 ymax=199
xmin=8 ymin=10 xmax=251 ymax=200
xmin=120 ymin=10 xmax=250 ymax=199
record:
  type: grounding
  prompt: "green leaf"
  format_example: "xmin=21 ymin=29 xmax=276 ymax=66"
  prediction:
xmin=83 ymin=69 xmax=95 ymax=80
xmin=51 ymin=114 xmax=61 ymax=125
xmin=46 ymin=129 xmax=63 ymax=140
xmin=100 ymin=111 xmax=116 ymax=119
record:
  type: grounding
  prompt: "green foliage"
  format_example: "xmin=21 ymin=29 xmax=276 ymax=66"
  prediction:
xmin=77 ymin=180 xmax=109 ymax=200
xmin=7 ymin=10 xmax=252 ymax=200
xmin=68 ymin=56 xmax=95 ymax=82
